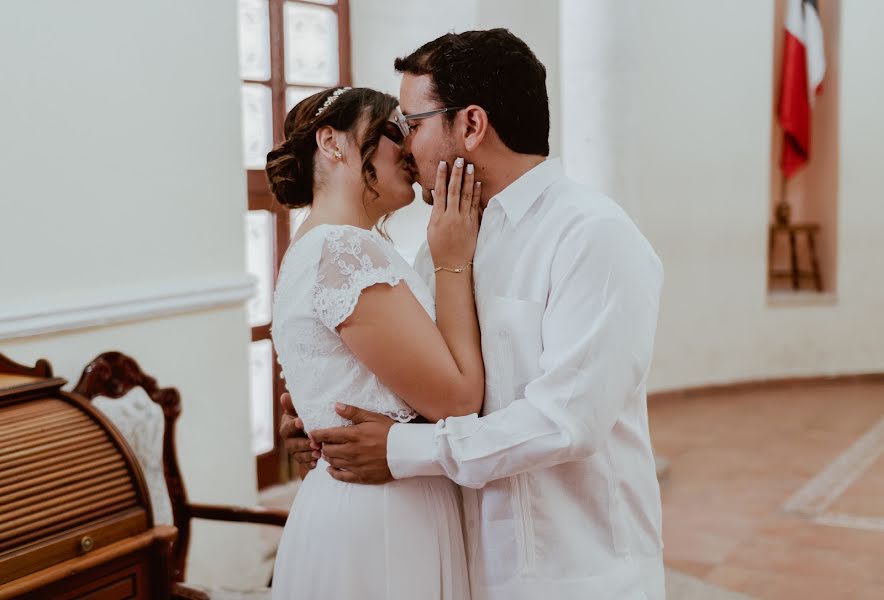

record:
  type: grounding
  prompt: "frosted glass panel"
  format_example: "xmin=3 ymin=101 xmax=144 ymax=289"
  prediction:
xmin=284 ymin=3 xmax=339 ymax=86
xmin=286 ymin=86 xmax=322 ymax=113
xmin=238 ymin=0 xmax=271 ymax=80
xmin=246 ymin=210 xmax=274 ymax=327
xmin=241 ymin=83 xmax=273 ymax=169
xmin=249 ymin=339 xmax=275 ymax=456
xmin=290 ymin=207 xmax=311 ymax=241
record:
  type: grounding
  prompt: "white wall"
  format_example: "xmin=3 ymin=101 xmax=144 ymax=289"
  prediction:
xmin=354 ymin=0 xmax=884 ymax=389
xmin=0 ymin=0 xmax=262 ymax=586
xmin=563 ymin=1 xmax=884 ymax=390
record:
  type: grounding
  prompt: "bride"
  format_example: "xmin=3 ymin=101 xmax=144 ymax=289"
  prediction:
xmin=267 ymin=86 xmax=482 ymax=600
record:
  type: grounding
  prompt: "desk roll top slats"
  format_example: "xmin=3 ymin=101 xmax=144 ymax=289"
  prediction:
xmin=0 ymin=356 xmax=175 ymax=599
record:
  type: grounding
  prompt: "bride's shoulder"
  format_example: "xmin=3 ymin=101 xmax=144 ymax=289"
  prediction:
xmin=286 ymin=224 xmax=370 ymax=257
xmin=316 ymin=225 xmax=394 ymax=256
xmin=286 ymin=224 xmax=399 ymax=275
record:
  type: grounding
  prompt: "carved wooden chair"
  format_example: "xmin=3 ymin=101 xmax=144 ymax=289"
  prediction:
xmin=74 ymin=351 xmax=287 ymax=600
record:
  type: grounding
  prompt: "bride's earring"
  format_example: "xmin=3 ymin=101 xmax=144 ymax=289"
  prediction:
xmin=333 ymin=149 xmax=343 ymax=160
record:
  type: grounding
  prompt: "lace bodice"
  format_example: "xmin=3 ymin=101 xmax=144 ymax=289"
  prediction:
xmin=271 ymin=225 xmax=435 ymax=431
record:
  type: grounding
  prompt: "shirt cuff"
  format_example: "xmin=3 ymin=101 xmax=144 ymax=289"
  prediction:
xmin=387 ymin=422 xmax=445 ymax=479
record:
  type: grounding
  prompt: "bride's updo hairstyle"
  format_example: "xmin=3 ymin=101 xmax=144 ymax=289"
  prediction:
xmin=265 ymin=87 xmax=399 ymax=209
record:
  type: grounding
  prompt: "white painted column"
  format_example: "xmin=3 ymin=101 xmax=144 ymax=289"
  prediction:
xmin=560 ymin=0 xmax=642 ymax=220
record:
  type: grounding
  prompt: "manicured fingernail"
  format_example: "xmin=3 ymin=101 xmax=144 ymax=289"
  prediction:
xmin=335 ymin=402 xmax=344 ymax=410
xmin=438 ymin=160 xmax=446 ymax=169
xmin=455 ymin=157 xmax=464 ymax=168
xmin=311 ymin=461 xmax=317 ymax=468
xmin=312 ymin=451 xmax=321 ymax=459
xmin=466 ymin=164 xmax=474 ymax=174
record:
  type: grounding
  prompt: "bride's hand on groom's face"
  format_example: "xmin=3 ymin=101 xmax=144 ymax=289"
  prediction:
xmin=427 ymin=157 xmax=481 ymax=269
xmin=310 ymin=403 xmax=396 ymax=485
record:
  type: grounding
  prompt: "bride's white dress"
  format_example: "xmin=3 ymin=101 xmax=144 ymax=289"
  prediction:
xmin=270 ymin=224 xmax=470 ymax=600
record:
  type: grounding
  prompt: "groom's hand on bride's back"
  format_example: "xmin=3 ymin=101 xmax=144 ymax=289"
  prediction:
xmin=279 ymin=392 xmax=319 ymax=470
xmin=310 ymin=403 xmax=395 ymax=485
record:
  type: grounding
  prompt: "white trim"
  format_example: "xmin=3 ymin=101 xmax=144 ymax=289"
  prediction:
xmin=0 ymin=275 xmax=256 ymax=341
xmin=813 ymin=512 xmax=884 ymax=533
xmin=782 ymin=416 xmax=884 ymax=516
xmin=782 ymin=416 xmax=884 ymax=533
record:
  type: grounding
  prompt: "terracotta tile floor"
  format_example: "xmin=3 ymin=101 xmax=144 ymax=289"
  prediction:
xmin=650 ymin=380 xmax=884 ymax=600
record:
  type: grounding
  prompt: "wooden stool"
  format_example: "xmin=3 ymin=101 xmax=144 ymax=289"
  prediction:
xmin=768 ymin=223 xmax=823 ymax=291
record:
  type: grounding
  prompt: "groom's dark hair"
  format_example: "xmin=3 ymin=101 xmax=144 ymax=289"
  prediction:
xmin=394 ymin=28 xmax=550 ymax=156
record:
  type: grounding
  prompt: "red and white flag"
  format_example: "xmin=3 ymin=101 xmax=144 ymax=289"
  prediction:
xmin=778 ymin=0 xmax=826 ymax=178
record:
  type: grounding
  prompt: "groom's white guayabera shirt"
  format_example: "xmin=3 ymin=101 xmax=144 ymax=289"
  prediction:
xmin=392 ymin=159 xmax=666 ymax=600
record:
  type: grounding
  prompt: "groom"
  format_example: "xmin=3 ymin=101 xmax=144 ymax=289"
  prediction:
xmin=281 ymin=29 xmax=665 ymax=600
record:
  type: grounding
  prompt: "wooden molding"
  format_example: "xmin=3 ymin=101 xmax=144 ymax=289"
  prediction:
xmin=649 ymin=372 xmax=884 ymax=402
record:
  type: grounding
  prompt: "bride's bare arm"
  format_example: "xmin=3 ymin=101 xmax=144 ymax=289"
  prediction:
xmin=338 ymin=159 xmax=483 ymax=422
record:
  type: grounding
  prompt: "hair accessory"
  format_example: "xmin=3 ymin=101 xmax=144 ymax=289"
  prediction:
xmin=315 ymin=87 xmax=352 ymax=117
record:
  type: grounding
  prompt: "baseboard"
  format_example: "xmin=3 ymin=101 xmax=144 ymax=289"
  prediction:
xmin=649 ymin=372 xmax=884 ymax=402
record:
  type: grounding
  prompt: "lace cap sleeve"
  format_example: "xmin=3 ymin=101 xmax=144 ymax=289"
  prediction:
xmin=313 ymin=226 xmax=401 ymax=331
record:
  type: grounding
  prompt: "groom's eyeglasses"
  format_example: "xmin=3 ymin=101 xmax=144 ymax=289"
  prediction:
xmin=393 ymin=107 xmax=467 ymax=137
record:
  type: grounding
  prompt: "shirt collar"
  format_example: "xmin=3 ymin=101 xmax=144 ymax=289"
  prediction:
xmin=487 ymin=158 xmax=564 ymax=226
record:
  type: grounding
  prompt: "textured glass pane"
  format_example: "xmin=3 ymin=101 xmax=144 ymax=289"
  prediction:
xmin=290 ymin=207 xmax=311 ymax=240
xmin=241 ymin=83 xmax=273 ymax=169
xmin=284 ymin=3 xmax=339 ymax=86
xmin=246 ymin=210 xmax=274 ymax=327
xmin=249 ymin=339 xmax=275 ymax=456
xmin=286 ymin=86 xmax=322 ymax=113
xmin=238 ymin=0 xmax=271 ymax=80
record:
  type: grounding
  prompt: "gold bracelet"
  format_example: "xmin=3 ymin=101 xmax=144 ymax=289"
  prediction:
xmin=434 ymin=262 xmax=473 ymax=274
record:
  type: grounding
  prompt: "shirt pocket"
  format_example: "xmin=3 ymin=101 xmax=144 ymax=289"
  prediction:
xmin=481 ymin=296 xmax=545 ymax=412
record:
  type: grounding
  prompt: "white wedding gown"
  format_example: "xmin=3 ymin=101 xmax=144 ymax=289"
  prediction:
xmin=270 ymin=224 xmax=470 ymax=600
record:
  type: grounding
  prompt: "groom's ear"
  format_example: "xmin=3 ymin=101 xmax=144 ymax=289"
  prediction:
xmin=463 ymin=105 xmax=488 ymax=152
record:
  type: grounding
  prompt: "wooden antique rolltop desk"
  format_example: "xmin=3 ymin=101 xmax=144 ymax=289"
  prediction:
xmin=0 ymin=355 xmax=176 ymax=599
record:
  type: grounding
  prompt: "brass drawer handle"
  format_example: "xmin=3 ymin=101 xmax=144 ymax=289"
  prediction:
xmin=80 ymin=536 xmax=94 ymax=553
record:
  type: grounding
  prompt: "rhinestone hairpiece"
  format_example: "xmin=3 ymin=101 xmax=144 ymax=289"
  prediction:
xmin=315 ymin=87 xmax=352 ymax=117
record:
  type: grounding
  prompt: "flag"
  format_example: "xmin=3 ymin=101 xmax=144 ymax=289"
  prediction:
xmin=778 ymin=0 xmax=826 ymax=178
